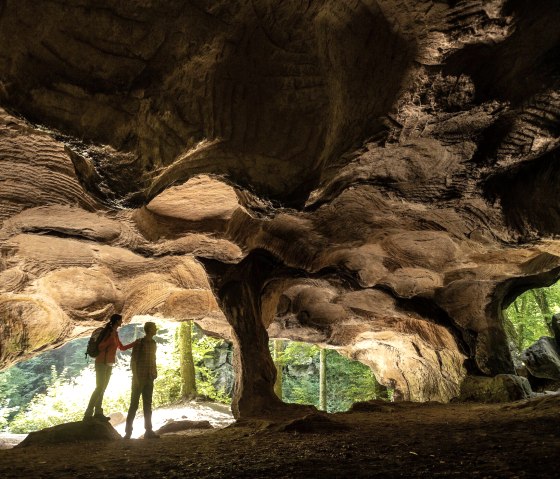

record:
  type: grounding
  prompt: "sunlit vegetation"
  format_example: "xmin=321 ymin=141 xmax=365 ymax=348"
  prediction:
xmin=503 ymin=283 xmax=560 ymax=352
xmin=0 ymin=322 xmax=231 ymax=433
xmin=0 ymin=324 xmax=387 ymax=433
xmin=271 ymin=341 xmax=389 ymax=413
xmin=4 ymin=281 xmax=559 ymax=433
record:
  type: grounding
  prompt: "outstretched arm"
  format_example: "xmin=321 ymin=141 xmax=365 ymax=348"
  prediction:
xmin=119 ymin=337 xmax=137 ymax=350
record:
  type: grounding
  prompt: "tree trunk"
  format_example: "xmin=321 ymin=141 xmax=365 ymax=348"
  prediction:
xmin=319 ymin=348 xmax=327 ymax=411
xmin=179 ymin=321 xmax=197 ymax=400
xmin=517 ymin=295 xmax=528 ymax=351
xmin=520 ymin=295 xmax=527 ymax=314
xmin=530 ymin=289 xmax=554 ymax=335
xmin=273 ymin=339 xmax=284 ymax=400
xmin=513 ymin=297 xmax=519 ymax=314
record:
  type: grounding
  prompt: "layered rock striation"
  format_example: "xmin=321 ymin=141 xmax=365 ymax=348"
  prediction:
xmin=1 ymin=0 xmax=560 ymax=416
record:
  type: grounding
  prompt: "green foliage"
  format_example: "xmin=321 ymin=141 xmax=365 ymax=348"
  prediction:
xmin=0 ymin=359 xmax=51 ymax=428
xmin=503 ymin=283 xmax=560 ymax=352
xmin=7 ymin=365 xmax=132 ymax=434
xmin=0 ymin=374 xmax=17 ymax=430
xmin=152 ymin=330 xmax=182 ymax=407
xmin=141 ymin=323 xmax=231 ymax=407
xmin=182 ymin=325 xmax=231 ymax=403
xmin=274 ymin=341 xmax=382 ymax=413
xmin=280 ymin=341 xmax=320 ymax=364
xmin=194 ymin=367 xmax=231 ymax=404
xmin=324 ymin=349 xmax=378 ymax=412
xmin=0 ymin=322 xmax=232 ymax=433
xmin=277 ymin=341 xmax=319 ymax=406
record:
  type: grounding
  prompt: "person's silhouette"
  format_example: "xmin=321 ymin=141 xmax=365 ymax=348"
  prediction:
xmin=84 ymin=314 xmax=134 ymax=421
xmin=124 ymin=321 xmax=160 ymax=439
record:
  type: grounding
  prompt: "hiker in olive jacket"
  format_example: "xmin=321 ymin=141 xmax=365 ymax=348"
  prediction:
xmin=124 ymin=321 xmax=159 ymax=439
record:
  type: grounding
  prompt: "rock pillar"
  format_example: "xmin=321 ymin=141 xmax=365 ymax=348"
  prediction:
xmin=217 ymin=251 xmax=283 ymax=418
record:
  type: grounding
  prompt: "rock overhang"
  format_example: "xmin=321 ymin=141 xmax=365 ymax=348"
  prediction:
xmin=1 ymin=0 xmax=560 ymax=412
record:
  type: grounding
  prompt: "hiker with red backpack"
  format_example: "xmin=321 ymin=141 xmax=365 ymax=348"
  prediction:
xmin=83 ymin=313 xmax=134 ymax=422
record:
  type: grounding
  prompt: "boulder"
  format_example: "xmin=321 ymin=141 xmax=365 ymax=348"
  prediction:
xmin=16 ymin=421 xmax=122 ymax=448
xmin=277 ymin=413 xmax=350 ymax=433
xmin=109 ymin=412 xmax=125 ymax=426
xmin=155 ymin=419 xmax=213 ymax=435
xmin=0 ymin=433 xmax=27 ymax=449
xmin=458 ymin=375 xmax=533 ymax=403
xmin=551 ymin=314 xmax=560 ymax=345
xmin=521 ymin=337 xmax=560 ymax=381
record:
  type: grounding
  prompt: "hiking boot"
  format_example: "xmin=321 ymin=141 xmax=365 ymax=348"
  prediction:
xmin=93 ymin=413 xmax=111 ymax=422
xmin=144 ymin=430 xmax=160 ymax=439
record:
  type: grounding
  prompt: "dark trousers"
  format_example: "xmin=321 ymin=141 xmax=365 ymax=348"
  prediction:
xmin=85 ymin=363 xmax=113 ymax=417
xmin=125 ymin=379 xmax=154 ymax=434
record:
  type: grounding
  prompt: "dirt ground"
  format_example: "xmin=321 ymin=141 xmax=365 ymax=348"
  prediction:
xmin=0 ymin=395 xmax=559 ymax=479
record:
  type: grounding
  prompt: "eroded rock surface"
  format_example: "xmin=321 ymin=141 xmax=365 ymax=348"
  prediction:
xmin=458 ymin=374 xmax=533 ymax=403
xmin=1 ymin=0 xmax=560 ymax=415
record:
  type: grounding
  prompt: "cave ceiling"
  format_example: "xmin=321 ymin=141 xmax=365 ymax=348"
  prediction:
xmin=1 ymin=0 xmax=560 ymax=413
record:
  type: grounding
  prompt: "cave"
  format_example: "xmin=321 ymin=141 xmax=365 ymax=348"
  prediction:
xmin=1 ymin=0 xmax=560 ymax=477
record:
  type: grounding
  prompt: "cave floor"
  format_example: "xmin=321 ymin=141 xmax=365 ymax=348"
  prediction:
xmin=1 ymin=396 xmax=559 ymax=479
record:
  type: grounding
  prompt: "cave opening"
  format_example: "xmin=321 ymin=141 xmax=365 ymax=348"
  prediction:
xmin=0 ymin=317 xmax=235 ymax=439
xmin=0 ymin=315 xmax=396 ymax=439
xmin=269 ymin=339 xmax=390 ymax=413
xmin=502 ymin=281 xmax=560 ymax=393
xmin=503 ymin=283 xmax=560 ymax=351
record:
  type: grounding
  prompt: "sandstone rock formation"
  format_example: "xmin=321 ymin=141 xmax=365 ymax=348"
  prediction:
xmin=458 ymin=374 xmax=533 ymax=403
xmin=1 ymin=0 xmax=560 ymax=417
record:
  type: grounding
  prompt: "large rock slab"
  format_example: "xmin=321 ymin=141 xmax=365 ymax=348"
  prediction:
xmin=155 ymin=419 xmax=213 ymax=435
xmin=458 ymin=375 xmax=533 ymax=403
xmin=521 ymin=337 xmax=560 ymax=381
xmin=16 ymin=421 xmax=122 ymax=448
xmin=0 ymin=433 xmax=27 ymax=449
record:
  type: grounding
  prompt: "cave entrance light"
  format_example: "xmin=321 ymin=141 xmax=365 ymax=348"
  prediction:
xmin=269 ymin=339 xmax=390 ymax=413
xmin=0 ymin=316 xmax=234 ymax=436
xmin=503 ymin=282 xmax=560 ymax=354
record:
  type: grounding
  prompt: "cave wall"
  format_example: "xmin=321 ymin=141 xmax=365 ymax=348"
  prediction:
xmin=1 ymin=0 xmax=560 ymax=415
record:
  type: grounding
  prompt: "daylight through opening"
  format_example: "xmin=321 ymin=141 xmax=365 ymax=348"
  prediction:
xmin=0 ymin=318 xmax=235 ymax=438
xmin=269 ymin=340 xmax=390 ymax=413
xmin=503 ymin=282 xmax=560 ymax=393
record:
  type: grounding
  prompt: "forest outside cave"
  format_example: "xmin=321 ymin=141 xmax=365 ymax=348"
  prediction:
xmin=503 ymin=282 xmax=560 ymax=352
xmin=0 ymin=322 xmax=390 ymax=439
xmin=502 ymin=281 xmax=560 ymax=394
xmin=3 ymin=281 xmax=560 ymax=439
